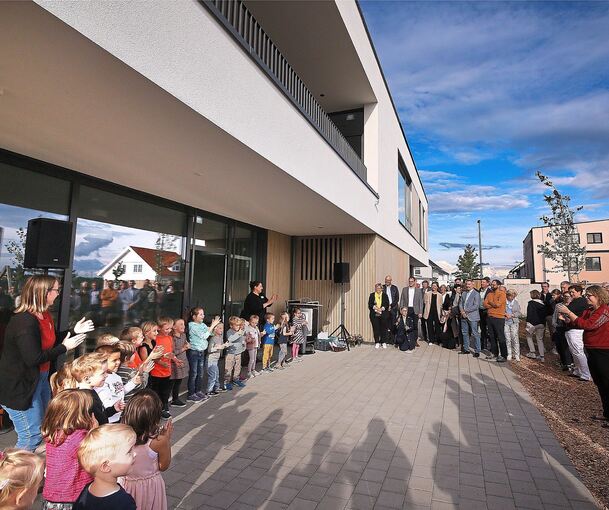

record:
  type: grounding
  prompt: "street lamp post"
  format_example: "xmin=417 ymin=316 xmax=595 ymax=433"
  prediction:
xmin=477 ymin=219 xmax=483 ymax=278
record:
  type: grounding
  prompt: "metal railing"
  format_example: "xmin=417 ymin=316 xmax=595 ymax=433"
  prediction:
xmin=202 ymin=0 xmax=368 ymax=184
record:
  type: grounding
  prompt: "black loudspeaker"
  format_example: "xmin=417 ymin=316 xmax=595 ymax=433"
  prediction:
xmin=24 ymin=218 xmax=73 ymax=269
xmin=333 ymin=262 xmax=350 ymax=284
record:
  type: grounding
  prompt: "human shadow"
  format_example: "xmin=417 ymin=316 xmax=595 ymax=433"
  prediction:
xmin=426 ymin=361 xmax=600 ymax=509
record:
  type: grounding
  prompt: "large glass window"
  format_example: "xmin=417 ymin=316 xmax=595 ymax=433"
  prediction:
xmin=0 ymin=163 xmax=70 ymax=350
xmin=398 ymin=157 xmax=411 ymax=230
xmin=586 ymin=257 xmax=601 ymax=271
xmin=229 ymin=226 xmax=258 ymax=318
xmin=72 ymin=186 xmax=186 ymax=347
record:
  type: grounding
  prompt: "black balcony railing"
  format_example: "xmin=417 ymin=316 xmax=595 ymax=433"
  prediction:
xmin=202 ymin=0 xmax=369 ymax=186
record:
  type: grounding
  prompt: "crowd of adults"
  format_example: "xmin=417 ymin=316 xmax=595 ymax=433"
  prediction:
xmin=369 ymin=274 xmax=609 ymax=427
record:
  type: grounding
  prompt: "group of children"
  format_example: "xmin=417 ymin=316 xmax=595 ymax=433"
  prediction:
xmin=0 ymin=306 xmax=309 ymax=510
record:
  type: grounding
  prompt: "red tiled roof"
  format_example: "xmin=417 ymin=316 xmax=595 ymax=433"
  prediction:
xmin=131 ymin=246 xmax=181 ymax=277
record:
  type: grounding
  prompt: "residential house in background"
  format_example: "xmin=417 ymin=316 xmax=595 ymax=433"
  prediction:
xmin=522 ymin=219 xmax=609 ymax=284
xmin=97 ymin=247 xmax=182 ymax=286
xmin=414 ymin=260 xmax=451 ymax=285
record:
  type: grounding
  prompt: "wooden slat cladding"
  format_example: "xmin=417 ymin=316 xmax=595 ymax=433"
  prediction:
xmin=265 ymin=231 xmax=291 ymax=317
xmin=299 ymin=237 xmax=343 ymax=280
xmin=294 ymin=234 xmax=406 ymax=341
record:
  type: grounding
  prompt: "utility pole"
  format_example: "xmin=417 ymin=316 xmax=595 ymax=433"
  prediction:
xmin=477 ymin=219 xmax=483 ymax=278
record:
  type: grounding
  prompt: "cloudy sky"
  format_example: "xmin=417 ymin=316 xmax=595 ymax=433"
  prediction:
xmin=360 ymin=1 xmax=609 ymax=270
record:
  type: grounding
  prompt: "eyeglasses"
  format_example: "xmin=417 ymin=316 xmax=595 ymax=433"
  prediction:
xmin=585 ymin=294 xmax=593 ymax=298
xmin=48 ymin=287 xmax=62 ymax=294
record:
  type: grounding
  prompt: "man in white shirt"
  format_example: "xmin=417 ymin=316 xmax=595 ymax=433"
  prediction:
xmin=383 ymin=275 xmax=400 ymax=346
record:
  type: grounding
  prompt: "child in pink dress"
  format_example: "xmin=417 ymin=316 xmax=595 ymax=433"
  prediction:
xmin=40 ymin=389 xmax=97 ymax=509
xmin=119 ymin=389 xmax=172 ymax=510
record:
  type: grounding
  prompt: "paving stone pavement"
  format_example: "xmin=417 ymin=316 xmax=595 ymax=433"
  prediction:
xmin=0 ymin=344 xmax=600 ymax=509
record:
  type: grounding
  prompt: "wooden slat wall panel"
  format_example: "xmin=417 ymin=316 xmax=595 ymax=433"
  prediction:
xmin=374 ymin=236 xmax=410 ymax=296
xmin=265 ymin=231 xmax=292 ymax=317
xmin=294 ymin=234 xmax=375 ymax=340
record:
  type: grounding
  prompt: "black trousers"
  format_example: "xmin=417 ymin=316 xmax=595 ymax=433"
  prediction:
xmin=148 ymin=375 xmax=172 ymax=411
xmin=487 ymin=317 xmax=507 ymax=358
xmin=479 ymin=309 xmax=489 ymax=350
xmin=370 ymin=314 xmax=389 ymax=343
xmin=553 ymin=329 xmax=573 ymax=367
xmin=427 ymin=314 xmax=442 ymax=344
xmin=419 ymin=316 xmax=428 ymax=341
xmin=586 ymin=348 xmax=609 ymax=419
xmin=171 ymin=378 xmax=184 ymax=401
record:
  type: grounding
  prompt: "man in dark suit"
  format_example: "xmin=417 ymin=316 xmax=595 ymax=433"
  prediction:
xmin=540 ymin=281 xmax=555 ymax=338
xmin=478 ymin=277 xmax=491 ymax=351
xmin=400 ymin=277 xmax=424 ymax=346
xmin=383 ymin=275 xmax=400 ymax=347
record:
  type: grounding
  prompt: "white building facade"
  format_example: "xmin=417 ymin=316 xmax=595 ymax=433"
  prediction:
xmin=0 ymin=0 xmax=428 ymax=339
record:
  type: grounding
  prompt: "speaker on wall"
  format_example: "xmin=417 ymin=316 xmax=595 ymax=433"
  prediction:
xmin=24 ymin=218 xmax=73 ymax=269
xmin=333 ymin=262 xmax=350 ymax=284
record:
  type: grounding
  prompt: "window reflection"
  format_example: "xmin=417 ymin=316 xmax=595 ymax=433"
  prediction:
xmin=72 ymin=187 xmax=186 ymax=348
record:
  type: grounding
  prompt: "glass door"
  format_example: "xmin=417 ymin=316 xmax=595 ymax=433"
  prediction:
xmin=189 ymin=216 xmax=228 ymax=320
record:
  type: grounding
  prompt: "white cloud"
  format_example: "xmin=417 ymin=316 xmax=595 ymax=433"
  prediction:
xmin=429 ymin=192 xmax=529 ymax=214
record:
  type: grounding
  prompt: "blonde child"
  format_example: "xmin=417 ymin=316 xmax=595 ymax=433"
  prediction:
xmin=74 ymin=424 xmax=137 ymax=510
xmin=170 ymin=319 xmax=189 ymax=408
xmin=95 ymin=343 xmax=140 ymax=422
xmin=40 ymin=390 xmax=97 ymax=509
xmin=95 ymin=333 xmax=119 ymax=347
xmin=207 ymin=323 xmax=230 ymax=396
xmin=120 ymin=390 xmax=172 ymax=510
xmin=120 ymin=327 xmax=145 ymax=369
xmin=138 ymin=322 xmax=165 ymax=365
xmin=187 ymin=308 xmax=220 ymax=402
xmin=71 ymin=353 xmax=121 ymax=425
xmin=50 ymin=361 xmax=77 ymax=396
xmin=261 ymin=313 xmax=279 ymax=372
xmin=116 ymin=341 xmax=153 ymax=404
xmin=277 ymin=312 xmax=293 ymax=369
xmin=224 ymin=317 xmax=247 ymax=390
xmin=0 ymin=449 xmax=44 ymax=510
xmin=245 ymin=315 xmax=261 ymax=377
xmin=149 ymin=317 xmax=175 ymax=419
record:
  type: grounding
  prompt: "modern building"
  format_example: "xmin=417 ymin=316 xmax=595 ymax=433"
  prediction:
xmin=0 ymin=0 xmax=428 ymax=342
xmin=522 ymin=219 xmax=609 ymax=285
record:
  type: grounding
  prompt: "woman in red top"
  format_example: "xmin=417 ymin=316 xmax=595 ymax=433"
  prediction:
xmin=0 ymin=275 xmax=94 ymax=450
xmin=558 ymin=285 xmax=609 ymax=426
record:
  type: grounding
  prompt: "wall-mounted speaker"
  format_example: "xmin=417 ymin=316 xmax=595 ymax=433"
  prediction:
xmin=24 ymin=218 xmax=72 ymax=269
xmin=333 ymin=262 xmax=350 ymax=284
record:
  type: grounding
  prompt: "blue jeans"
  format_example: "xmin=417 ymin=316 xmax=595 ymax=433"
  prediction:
xmin=187 ymin=350 xmax=206 ymax=395
xmin=1 ymin=371 xmax=51 ymax=451
xmin=207 ymin=361 xmax=219 ymax=392
xmin=461 ymin=319 xmax=481 ymax=353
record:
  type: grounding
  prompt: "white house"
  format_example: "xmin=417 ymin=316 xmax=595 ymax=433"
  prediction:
xmin=414 ymin=260 xmax=451 ymax=286
xmin=97 ymin=246 xmax=182 ymax=286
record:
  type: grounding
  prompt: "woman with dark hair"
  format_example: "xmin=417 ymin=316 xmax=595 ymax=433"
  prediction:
xmin=368 ymin=283 xmax=390 ymax=349
xmin=423 ymin=282 xmax=443 ymax=344
xmin=0 ymin=275 xmax=94 ymax=451
xmin=240 ymin=281 xmax=278 ymax=329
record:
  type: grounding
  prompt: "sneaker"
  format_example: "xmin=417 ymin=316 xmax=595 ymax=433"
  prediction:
xmin=496 ymin=356 xmax=506 ymax=363
xmin=234 ymin=380 xmax=246 ymax=388
xmin=486 ymin=354 xmax=495 ymax=360
xmin=537 ymin=355 xmax=545 ymax=362
xmin=268 ymin=367 xmax=275 ymax=372
xmin=375 ymin=344 xmax=380 ymax=349
xmin=196 ymin=392 xmax=210 ymax=402
xmin=473 ymin=352 xmax=480 ymax=358
xmin=506 ymin=355 xmax=512 ymax=361
xmin=551 ymin=348 xmax=558 ymax=355
xmin=225 ymin=383 xmax=233 ymax=391
xmin=382 ymin=343 xmax=387 ymax=349
xmin=171 ymin=399 xmax=187 ymax=407
xmin=515 ymin=356 xmax=521 ymax=361
xmin=209 ymin=390 xmax=220 ymax=396
xmin=405 ymin=349 xmax=413 ymax=354
xmin=525 ymin=352 xmax=537 ymax=359
xmin=187 ymin=394 xmax=201 ymax=402
xmin=161 ymin=410 xmax=172 ymax=419
xmin=458 ymin=351 xmax=471 ymax=355
xmin=217 ymin=387 xmax=227 ymax=392
xmin=195 ymin=391 xmax=207 ymax=399
xmin=250 ymin=371 xmax=257 ymax=377
xmin=254 ymin=370 xmax=261 ymax=376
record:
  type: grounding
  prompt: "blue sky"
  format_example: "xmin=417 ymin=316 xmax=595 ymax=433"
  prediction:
xmin=360 ymin=1 xmax=609 ymax=271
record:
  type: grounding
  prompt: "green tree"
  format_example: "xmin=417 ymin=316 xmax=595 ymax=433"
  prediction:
xmin=112 ymin=261 xmax=126 ymax=282
xmin=4 ymin=227 xmax=27 ymax=288
xmin=456 ymin=244 xmax=481 ymax=279
xmin=536 ymin=171 xmax=586 ymax=282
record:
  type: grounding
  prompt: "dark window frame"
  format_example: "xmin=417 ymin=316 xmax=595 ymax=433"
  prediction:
xmin=587 ymin=233 xmax=603 ymax=244
xmin=585 ymin=256 xmax=602 ymax=271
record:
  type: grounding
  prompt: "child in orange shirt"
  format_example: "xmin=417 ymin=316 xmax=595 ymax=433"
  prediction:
xmin=148 ymin=317 xmax=175 ymax=419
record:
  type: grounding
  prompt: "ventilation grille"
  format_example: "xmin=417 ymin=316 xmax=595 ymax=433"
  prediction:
xmin=300 ymin=237 xmax=343 ymax=281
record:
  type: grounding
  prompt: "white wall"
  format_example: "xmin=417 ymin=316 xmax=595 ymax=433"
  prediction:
xmin=35 ymin=0 xmax=428 ymax=266
xmin=98 ymin=250 xmax=156 ymax=282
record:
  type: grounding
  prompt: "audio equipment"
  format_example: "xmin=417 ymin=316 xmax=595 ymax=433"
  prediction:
xmin=24 ymin=218 xmax=72 ymax=269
